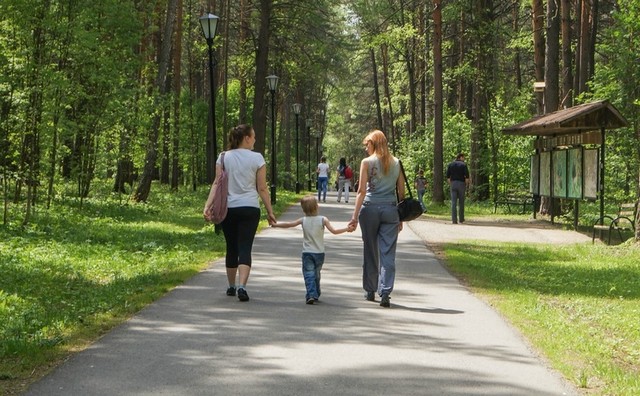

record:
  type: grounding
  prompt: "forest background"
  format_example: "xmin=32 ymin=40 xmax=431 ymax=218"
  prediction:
xmin=2 ymin=1 xmax=640 ymax=394
xmin=1 ymin=0 xmax=639 ymax=229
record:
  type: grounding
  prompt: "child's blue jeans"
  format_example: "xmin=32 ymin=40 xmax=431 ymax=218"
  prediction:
xmin=301 ymin=252 xmax=325 ymax=300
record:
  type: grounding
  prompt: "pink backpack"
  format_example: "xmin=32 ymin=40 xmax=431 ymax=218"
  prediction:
xmin=204 ymin=152 xmax=228 ymax=224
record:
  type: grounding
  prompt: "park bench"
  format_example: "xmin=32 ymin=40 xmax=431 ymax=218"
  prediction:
xmin=592 ymin=202 xmax=637 ymax=244
xmin=493 ymin=191 xmax=533 ymax=214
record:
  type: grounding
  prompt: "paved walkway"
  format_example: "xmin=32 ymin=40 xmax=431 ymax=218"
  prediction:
xmin=25 ymin=192 xmax=580 ymax=395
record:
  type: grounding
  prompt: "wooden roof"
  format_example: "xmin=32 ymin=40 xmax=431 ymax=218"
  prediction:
xmin=502 ymin=100 xmax=628 ymax=136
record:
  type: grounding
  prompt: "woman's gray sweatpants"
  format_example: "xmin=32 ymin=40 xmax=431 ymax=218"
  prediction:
xmin=358 ymin=202 xmax=399 ymax=297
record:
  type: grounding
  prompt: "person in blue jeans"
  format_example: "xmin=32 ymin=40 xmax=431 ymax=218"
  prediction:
xmin=272 ymin=196 xmax=352 ymax=304
xmin=316 ymin=156 xmax=330 ymax=202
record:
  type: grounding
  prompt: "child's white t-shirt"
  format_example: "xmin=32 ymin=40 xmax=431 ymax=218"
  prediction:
xmin=302 ymin=216 xmax=325 ymax=253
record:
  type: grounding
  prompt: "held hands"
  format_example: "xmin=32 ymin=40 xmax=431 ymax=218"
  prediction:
xmin=347 ymin=218 xmax=358 ymax=232
xmin=267 ymin=212 xmax=277 ymax=226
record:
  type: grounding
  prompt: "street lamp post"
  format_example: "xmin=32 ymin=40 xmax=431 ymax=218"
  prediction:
xmin=266 ymin=75 xmax=279 ymax=204
xmin=306 ymin=119 xmax=312 ymax=191
xmin=292 ymin=103 xmax=302 ymax=193
xmin=199 ymin=13 xmax=220 ymax=184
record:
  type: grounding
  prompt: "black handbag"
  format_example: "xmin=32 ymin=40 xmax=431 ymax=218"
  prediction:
xmin=397 ymin=160 xmax=424 ymax=222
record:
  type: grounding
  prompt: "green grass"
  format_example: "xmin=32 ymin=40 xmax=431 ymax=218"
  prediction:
xmin=441 ymin=237 xmax=640 ymax=395
xmin=0 ymin=183 xmax=300 ymax=394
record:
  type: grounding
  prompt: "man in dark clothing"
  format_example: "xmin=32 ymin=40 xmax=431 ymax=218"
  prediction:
xmin=446 ymin=153 xmax=470 ymax=224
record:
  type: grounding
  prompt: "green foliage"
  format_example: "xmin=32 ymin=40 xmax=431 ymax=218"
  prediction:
xmin=587 ymin=0 xmax=640 ymax=202
xmin=444 ymin=241 xmax=640 ymax=395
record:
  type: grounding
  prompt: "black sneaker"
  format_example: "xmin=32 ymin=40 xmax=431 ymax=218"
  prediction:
xmin=365 ymin=291 xmax=375 ymax=301
xmin=226 ymin=286 xmax=236 ymax=296
xmin=237 ymin=288 xmax=249 ymax=302
xmin=306 ymin=298 xmax=315 ymax=304
xmin=380 ymin=295 xmax=390 ymax=307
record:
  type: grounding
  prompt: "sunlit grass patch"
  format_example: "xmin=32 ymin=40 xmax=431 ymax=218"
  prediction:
xmin=443 ymin=241 xmax=640 ymax=395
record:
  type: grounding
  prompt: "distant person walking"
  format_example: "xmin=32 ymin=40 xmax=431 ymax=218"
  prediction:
xmin=336 ymin=157 xmax=353 ymax=203
xmin=414 ymin=169 xmax=427 ymax=211
xmin=316 ymin=156 xmax=330 ymax=202
xmin=211 ymin=124 xmax=276 ymax=302
xmin=272 ymin=196 xmax=352 ymax=304
xmin=446 ymin=153 xmax=470 ymax=224
xmin=348 ymin=130 xmax=405 ymax=308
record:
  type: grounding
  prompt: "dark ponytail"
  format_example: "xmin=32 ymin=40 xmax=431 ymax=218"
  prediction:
xmin=228 ymin=124 xmax=253 ymax=149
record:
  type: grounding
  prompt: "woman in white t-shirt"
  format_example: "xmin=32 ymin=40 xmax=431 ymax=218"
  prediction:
xmin=213 ymin=124 xmax=276 ymax=302
xmin=316 ymin=156 xmax=330 ymax=202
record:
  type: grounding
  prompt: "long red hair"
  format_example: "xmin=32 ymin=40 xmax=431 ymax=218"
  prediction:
xmin=363 ymin=130 xmax=392 ymax=174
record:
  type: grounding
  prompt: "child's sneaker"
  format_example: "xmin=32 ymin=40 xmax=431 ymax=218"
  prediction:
xmin=306 ymin=297 xmax=315 ymax=304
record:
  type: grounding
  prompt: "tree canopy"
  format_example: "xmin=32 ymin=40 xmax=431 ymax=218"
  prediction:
xmin=1 ymin=0 xmax=638 ymax=235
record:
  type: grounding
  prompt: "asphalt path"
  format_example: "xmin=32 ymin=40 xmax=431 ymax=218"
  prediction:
xmin=25 ymin=191 xmax=579 ymax=396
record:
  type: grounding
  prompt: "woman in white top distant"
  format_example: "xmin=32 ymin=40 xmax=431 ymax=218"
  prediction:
xmin=211 ymin=124 xmax=276 ymax=302
xmin=316 ymin=156 xmax=330 ymax=202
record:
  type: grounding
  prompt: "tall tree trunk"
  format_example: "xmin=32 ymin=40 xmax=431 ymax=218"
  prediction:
xmin=470 ymin=0 xmax=492 ymax=201
xmin=283 ymin=103 xmax=292 ymax=190
xmin=418 ymin=3 xmax=428 ymax=127
xmin=381 ymin=44 xmax=395 ymax=150
xmin=222 ymin=0 xmax=231 ymax=146
xmin=21 ymin=1 xmax=49 ymax=224
xmin=577 ymin=0 xmax=591 ymax=95
xmin=134 ymin=0 xmax=178 ymax=202
xmin=171 ymin=0 xmax=183 ymax=190
xmin=637 ymin=124 xmax=640 ymax=241
xmin=456 ymin=9 xmax=467 ymax=112
xmin=540 ymin=0 xmax=561 ymax=216
xmin=251 ymin=0 xmax=272 ymax=155
xmin=561 ymin=0 xmax=573 ymax=108
xmin=512 ymin=1 xmax=522 ymax=90
xmin=432 ymin=0 xmax=444 ymax=204
xmin=545 ymin=0 xmax=560 ymax=113
xmin=239 ymin=0 xmax=249 ymax=124
xmin=47 ymin=92 xmax=61 ymax=209
xmin=589 ymin=0 xmax=598 ymax=83
xmin=0 ymin=84 xmax=12 ymax=224
xmin=161 ymin=72 xmax=171 ymax=185
xmin=532 ymin=0 xmax=545 ymax=114
xmin=370 ymin=48 xmax=383 ymax=130
xmin=398 ymin=0 xmax=416 ymax=137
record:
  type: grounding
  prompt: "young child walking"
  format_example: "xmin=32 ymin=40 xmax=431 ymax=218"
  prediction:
xmin=272 ymin=196 xmax=352 ymax=304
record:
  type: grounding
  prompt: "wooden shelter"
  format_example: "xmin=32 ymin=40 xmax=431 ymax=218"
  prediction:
xmin=502 ymin=100 xmax=629 ymax=228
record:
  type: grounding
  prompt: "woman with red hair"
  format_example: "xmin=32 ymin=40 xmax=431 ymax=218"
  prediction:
xmin=348 ymin=130 xmax=405 ymax=308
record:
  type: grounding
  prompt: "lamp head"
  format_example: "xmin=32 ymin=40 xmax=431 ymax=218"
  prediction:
xmin=199 ymin=14 xmax=220 ymax=41
xmin=266 ymin=75 xmax=279 ymax=91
